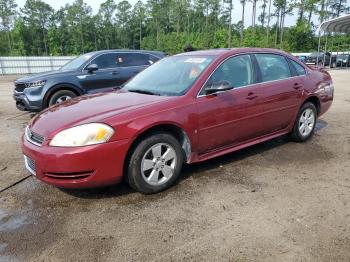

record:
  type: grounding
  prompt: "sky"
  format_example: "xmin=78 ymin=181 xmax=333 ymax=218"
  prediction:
xmin=15 ymin=0 xmax=312 ymax=28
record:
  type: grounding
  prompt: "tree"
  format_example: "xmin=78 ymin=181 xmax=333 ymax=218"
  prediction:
xmin=224 ymin=0 xmax=233 ymax=47
xmin=21 ymin=0 xmax=54 ymax=55
xmin=259 ymin=0 xmax=268 ymax=27
xmin=328 ymin=0 xmax=348 ymax=17
xmin=97 ymin=0 xmax=117 ymax=50
xmin=240 ymin=0 xmax=246 ymax=45
xmin=0 ymin=0 xmax=349 ymax=56
xmin=131 ymin=1 xmax=146 ymax=49
xmin=266 ymin=0 xmax=273 ymax=44
xmin=252 ymin=0 xmax=258 ymax=28
xmin=305 ymin=0 xmax=320 ymax=25
xmin=0 ymin=0 xmax=17 ymax=53
xmin=116 ymin=1 xmax=132 ymax=48
xmin=64 ymin=0 xmax=93 ymax=54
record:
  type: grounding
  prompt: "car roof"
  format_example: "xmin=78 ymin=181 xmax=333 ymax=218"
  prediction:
xmin=90 ymin=49 xmax=166 ymax=57
xmin=174 ymin=47 xmax=292 ymax=58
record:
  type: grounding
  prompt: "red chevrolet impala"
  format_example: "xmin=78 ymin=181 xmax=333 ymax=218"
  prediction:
xmin=22 ymin=48 xmax=334 ymax=194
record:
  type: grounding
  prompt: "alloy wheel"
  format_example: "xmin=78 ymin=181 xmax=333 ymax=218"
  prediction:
xmin=56 ymin=95 xmax=72 ymax=104
xmin=299 ymin=108 xmax=315 ymax=137
xmin=141 ymin=143 xmax=177 ymax=186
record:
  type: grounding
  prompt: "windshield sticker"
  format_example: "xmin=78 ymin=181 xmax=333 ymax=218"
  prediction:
xmin=184 ymin=58 xmax=207 ymax=64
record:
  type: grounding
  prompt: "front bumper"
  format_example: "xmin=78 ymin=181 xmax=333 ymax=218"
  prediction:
xmin=22 ymin=136 xmax=131 ymax=189
xmin=13 ymin=92 xmax=42 ymax=112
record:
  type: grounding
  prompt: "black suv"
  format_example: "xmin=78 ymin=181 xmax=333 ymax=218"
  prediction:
xmin=336 ymin=54 xmax=350 ymax=67
xmin=304 ymin=52 xmax=336 ymax=67
xmin=13 ymin=50 xmax=166 ymax=112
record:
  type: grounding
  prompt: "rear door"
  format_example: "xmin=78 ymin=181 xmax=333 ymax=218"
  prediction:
xmin=196 ymin=54 xmax=265 ymax=153
xmin=253 ymin=53 xmax=303 ymax=135
xmin=115 ymin=53 xmax=161 ymax=84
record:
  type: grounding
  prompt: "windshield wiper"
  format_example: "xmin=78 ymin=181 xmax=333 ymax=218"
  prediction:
xmin=128 ymin=89 xmax=160 ymax=96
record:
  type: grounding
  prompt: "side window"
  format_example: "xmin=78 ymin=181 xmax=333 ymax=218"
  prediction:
xmin=289 ymin=59 xmax=306 ymax=76
xmin=204 ymin=54 xmax=254 ymax=91
xmin=116 ymin=53 xmax=156 ymax=67
xmin=147 ymin=54 xmax=160 ymax=65
xmin=91 ymin=53 xmax=119 ymax=69
xmin=255 ymin=54 xmax=291 ymax=82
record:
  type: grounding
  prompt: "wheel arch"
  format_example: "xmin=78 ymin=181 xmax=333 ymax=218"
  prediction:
xmin=43 ymin=83 xmax=83 ymax=108
xmin=303 ymin=95 xmax=321 ymax=115
xmin=125 ymin=123 xmax=192 ymax=169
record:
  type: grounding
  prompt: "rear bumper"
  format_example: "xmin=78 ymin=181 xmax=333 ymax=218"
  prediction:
xmin=22 ymin=136 xmax=131 ymax=189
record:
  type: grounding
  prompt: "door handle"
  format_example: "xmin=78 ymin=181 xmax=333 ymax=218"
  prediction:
xmin=293 ymin=83 xmax=302 ymax=90
xmin=246 ymin=92 xmax=258 ymax=100
xmin=112 ymin=71 xmax=120 ymax=75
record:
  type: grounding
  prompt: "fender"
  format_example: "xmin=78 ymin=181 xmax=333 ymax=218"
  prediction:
xmin=127 ymin=121 xmax=194 ymax=163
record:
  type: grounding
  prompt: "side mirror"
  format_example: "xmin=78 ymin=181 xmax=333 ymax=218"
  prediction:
xmin=87 ymin=64 xmax=98 ymax=73
xmin=205 ymin=80 xmax=233 ymax=95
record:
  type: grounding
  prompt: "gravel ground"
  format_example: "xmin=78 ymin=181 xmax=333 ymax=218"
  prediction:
xmin=0 ymin=71 xmax=349 ymax=262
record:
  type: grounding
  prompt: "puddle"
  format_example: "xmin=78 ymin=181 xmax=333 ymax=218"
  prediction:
xmin=0 ymin=209 xmax=29 ymax=232
xmin=0 ymin=243 xmax=8 ymax=252
xmin=315 ymin=119 xmax=328 ymax=132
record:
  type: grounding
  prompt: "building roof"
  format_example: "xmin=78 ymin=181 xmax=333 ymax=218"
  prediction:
xmin=319 ymin=14 xmax=350 ymax=34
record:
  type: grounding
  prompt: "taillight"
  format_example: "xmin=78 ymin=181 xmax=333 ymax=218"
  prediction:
xmin=324 ymin=82 xmax=334 ymax=96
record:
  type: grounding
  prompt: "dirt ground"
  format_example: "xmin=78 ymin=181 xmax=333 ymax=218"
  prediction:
xmin=0 ymin=71 xmax=349 ymax=262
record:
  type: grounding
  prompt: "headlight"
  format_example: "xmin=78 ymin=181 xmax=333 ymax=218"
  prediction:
xmin=25 ymin=80 xmax=47 ymax=89
xmin=50 ymin=123 xmax=114 ymax=147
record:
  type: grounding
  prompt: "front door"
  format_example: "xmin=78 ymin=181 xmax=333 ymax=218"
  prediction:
xmin=196 ymin=54 xmax=264 ymax=154
xmin=79 ymin=53 xmax=123 ymax=92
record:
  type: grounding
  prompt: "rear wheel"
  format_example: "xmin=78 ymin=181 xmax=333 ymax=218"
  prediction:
xmin=48 ymin=90 xmax=77 ymax=107
xmin=126 ymin=133 xmax=183 ymax=194
xmin=291 ymin=102 xmax=317 ymax=142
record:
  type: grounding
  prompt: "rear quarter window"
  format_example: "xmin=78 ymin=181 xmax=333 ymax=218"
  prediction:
xmin=289 ymin=59 xmax=306 ymax=76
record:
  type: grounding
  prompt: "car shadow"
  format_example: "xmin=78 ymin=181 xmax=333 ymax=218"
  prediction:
xmin=62 ymin=120 xmax=328 ymax=199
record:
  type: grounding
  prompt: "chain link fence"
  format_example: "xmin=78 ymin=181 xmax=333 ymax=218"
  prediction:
xmin=0 ymin=56 xmax=75 ymax=75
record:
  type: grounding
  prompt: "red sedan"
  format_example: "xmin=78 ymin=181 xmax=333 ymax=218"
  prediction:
xmin=22 ymin=48 xmax=334 ymax=194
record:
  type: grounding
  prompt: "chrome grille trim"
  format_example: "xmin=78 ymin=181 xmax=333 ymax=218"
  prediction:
xmin=25 ymin=126 xmax=44 ymax=146
xmin=24 ymin=155 xmax=36 ymax=176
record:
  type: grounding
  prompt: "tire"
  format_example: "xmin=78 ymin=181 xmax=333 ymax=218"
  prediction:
xmin=126 ymin=133 xmax=184 ymax=194
xmin=48 ymin=90 xmax=77 ymax=106
xmin=291 ymin=102 xmax=317 ymax=142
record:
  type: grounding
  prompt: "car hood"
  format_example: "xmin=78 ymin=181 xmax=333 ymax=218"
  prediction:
xmin=16 ymin=70 xmax=77 ymax=82
xmin=29 ymin=91 xmax=174 ymax=138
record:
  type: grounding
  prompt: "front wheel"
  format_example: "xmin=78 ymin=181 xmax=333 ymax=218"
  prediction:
xmin=126 ymin=133 xmax=184 ymax=194
xmin=48 ymin=90 xmax=77 ymax=107
xmin=291 ymin=102 xmax=317 ymax=142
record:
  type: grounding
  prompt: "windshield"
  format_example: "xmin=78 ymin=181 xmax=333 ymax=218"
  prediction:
xmin=60 ymin=53 xmax=93 ymax=71
xmin=122 ymin=56 xmax=214 ymax=96
xmin=338 ymin=54 xmax=349 ymax=59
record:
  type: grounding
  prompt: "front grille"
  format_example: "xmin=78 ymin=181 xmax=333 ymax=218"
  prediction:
xmin=25 ymin=126 xmax=44 ymax=146
xmin=24 ymin=155 xmax=36 ymax=175
xmin=15 ymin=83 xmax=27 ymax=93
